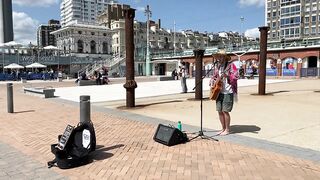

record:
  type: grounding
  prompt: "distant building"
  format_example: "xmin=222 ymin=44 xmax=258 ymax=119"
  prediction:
xmin=208 ymin=31 xmax=258 ymax=49
xmin=108 ymin=19 xmax=209 ymax=56
xmin=97 ymin=3 xmax=130 ymax=28
xmin=60 ymin=0 xmax=118 ymax=27
xmin=51 ymin=23 xmax=113 ymax=59
xmin=266 ymin=0 xmax=320 ymax=42
xmin=37 ymin=20 xmax=61 ymax=47
xmin=0 ymin=0 xmax=13 ymax=43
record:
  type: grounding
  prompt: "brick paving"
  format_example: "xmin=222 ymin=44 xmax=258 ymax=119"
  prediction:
xmin=0 ymin=142 xmax=66 ymax=180
xmin=0 ymin=82 xmax=319 ymax=179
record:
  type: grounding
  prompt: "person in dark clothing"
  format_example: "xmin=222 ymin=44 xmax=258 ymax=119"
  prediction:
xmin=171 ymin=69 xmax=178 ymax=80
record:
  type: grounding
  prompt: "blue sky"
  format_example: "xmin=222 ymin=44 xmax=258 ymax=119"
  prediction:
xmin=11 ymin=0 xmax=265 ymax=44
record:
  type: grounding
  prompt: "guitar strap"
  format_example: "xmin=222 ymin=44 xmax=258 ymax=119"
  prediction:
xmin=217 ymin=62 xmax=232 ymax=79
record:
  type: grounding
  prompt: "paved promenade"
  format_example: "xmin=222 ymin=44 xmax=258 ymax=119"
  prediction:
xmin=0 ymin=78 xmax=319 ymax=179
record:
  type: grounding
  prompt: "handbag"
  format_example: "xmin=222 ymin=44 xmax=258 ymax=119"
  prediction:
xmin=209 ymin=77 xmax=222 ymax=100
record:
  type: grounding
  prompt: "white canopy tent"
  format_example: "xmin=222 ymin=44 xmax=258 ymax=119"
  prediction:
xmin=0 ymin=41 xmax=22 ymax=47
xmin=4 ymin=63 xmax=24 ymax=69
xmin=43 ymin=45 xmax=58 ymax=50
xmin=25 ymin=62 xmax=47 ymax=68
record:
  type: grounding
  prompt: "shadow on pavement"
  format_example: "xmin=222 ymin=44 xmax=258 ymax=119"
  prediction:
xmin=90 ymin=144 xmax=124 ymax=161
xmin=13 ymin=110 xmax=35 ymax=114
xmin=230 ymin=125 xmax=261 ymax=134
xmin=117 ymin=100 xmax=183 ymax=109
xmin=266 ymin=90 xmax=290 ymax=95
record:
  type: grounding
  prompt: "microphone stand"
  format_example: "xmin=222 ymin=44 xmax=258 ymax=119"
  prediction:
xmin=188 ymin=62 xmax=218 ymax=142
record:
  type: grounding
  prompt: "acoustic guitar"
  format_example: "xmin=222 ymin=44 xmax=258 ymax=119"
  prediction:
xmin=209 ymin=64 xmax=231 ymax=100
xmin=209 ymin=76 xmax=223 ymax=100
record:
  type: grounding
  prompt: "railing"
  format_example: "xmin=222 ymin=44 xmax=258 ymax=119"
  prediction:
xmin=301 ymin=68 xmax=320 ymax=77
xmin=150 ymin=38 xmax=320 ymax=60
xmin=76 ymin=55 xmax=127 ymax=78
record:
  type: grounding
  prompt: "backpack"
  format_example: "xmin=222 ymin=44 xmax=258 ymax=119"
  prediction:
xmin=48 ymin=122 xmax=96 ymax=169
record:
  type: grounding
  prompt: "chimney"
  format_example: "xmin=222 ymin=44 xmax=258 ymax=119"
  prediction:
xmin=158 ymin=19 xmax=161 ymax=29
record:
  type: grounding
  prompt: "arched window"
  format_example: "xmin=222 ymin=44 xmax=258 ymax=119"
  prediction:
xmin=90 ymin=40 xmax=96 ymax=54
xmin=102 ymin=42 xmax=108 ymax=54
xmin=77 ymin=40 xmax=84 ymax=53
xmin=282 ymin=57 xmax=297 ymax=70
xmin=282 ymin=57 xmax=297 ymax=76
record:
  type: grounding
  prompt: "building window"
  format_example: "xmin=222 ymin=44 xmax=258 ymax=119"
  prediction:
xmin=305 ymin=17 xmax=309 ymax=23
xmin=102 ymin=42 xmax=108 ymax=54
xmin=90 ymin=40 xmax=96 ymax=54
xmin=77 ymin=40 xmax=84 ymax=53
xmin=273 ymin=11 xmax=277 ymax=17
xmin=305 ymin=28 xmax=309 ymax=34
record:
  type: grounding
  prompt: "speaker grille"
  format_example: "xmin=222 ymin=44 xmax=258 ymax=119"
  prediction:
xmin=155 ymin=125 xmax=174 ymax=144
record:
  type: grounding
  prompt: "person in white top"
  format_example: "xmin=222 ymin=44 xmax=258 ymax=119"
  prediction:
xmin=210 ymin=50 xmax=239 ymax=135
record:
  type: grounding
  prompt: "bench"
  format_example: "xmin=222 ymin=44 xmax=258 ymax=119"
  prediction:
xmin=23 ymin=87 xmax=55 ymax=98
xmin=78 ymin=80 xmax=97 ymax=86
xmin=157 ymin=76 xmax=174 ymax=81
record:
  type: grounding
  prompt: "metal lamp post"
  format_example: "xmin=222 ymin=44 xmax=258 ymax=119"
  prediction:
xmin=232 ymin=50 xmax=249 ymax=74
xmin=144 ymin=5 xmax=152 ymax=76
xmin=240 ymin=16 xmax=244 ymax=50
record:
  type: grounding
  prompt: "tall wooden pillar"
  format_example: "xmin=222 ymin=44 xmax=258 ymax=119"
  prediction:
xmin=193 ymin=49 xmax=205 ymax=100
xmin=123 ymin=8 xmax=137 ymax=107
xmin=258 ymin=26 xmax=270 ymax=95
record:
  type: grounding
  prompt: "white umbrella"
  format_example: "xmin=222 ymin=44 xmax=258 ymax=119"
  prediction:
xmin=4 ymin=63 xmax=24 ymax=69
xmin=25 ymin=62 xmax=47 ymax=68
xmin=43 ymin=45 xmax=58 ymax=50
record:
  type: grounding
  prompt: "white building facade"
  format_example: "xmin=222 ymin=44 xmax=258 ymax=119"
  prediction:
xmin=60 ymin=0 xmax=118 ymax=27
xmin=51 ymin=24 xmax=113 ymax=59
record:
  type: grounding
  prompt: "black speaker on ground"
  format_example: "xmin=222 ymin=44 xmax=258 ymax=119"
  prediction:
xmin=153 ymin=124 xmax=188 ymax=146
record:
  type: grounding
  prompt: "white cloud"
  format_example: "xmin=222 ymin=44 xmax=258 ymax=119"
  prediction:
xmin=13 ymin=12 xmax=39 ymax=45
xmin=136 ymin=6 xmax=145 ymax=12
xmin=13 ymin=0 xmax=58 ymax=7
xmin=239 ymin=0 xmax=264 ymax=7
xmin=245 ymin=28 xmax=259 ymax=38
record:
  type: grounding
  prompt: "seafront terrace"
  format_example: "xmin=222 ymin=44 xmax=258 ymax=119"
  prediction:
xmin=0 ymin=77 xmax=319 ymax=179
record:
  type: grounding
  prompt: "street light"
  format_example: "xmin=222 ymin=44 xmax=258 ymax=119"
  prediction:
xmin=173 ymin=20 xmax=176 ymax=56
xmin=240 ymin=16 xmax=244 ymax=49
xmin=144 ymin=5 xmax=152 ymax=76
xmin=232 ymin=48 xmax=250 ymax=75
